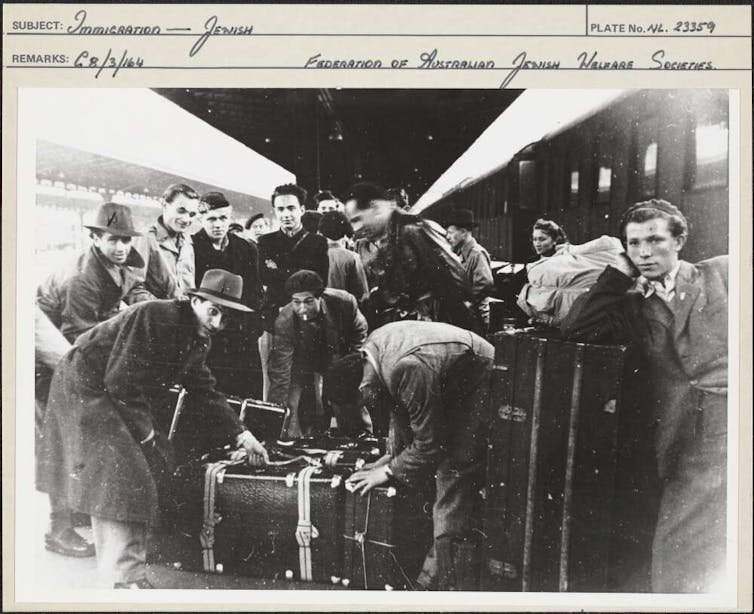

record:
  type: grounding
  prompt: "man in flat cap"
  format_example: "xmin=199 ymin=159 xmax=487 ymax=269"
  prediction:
xmin=244 ymin=213 xmax=270 ymax=245
xmin=446 ymin=209 xmax=494 ymax=333
xmin=268 ymin=270 xmax=368 ymax=437
xmin=193 ymin=191 xmax=262 ymax=398
xmin=37 ymin=269 xmax=270 ymax=589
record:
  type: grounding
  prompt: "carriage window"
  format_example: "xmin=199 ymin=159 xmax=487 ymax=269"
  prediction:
xmin=597 ymin=166 xmax=612 ymax=204
xmin=693 ymin=120 xmax=728 ymax=188
xmin=641 ymin=142 xmax=658 ymax=197
xmin=518 ymin=160 xmax=537 ymax=210
xmin=568 ymin=163 xmax=580 ymax=208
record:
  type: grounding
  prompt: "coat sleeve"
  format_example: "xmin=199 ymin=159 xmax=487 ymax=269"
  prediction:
xmin=35 ymin=305 xmax=71 ymax=369
xmin=348 ymin=296 xmax=368 ymax=352
xmin=387 ymin=357 xmax=445 ymax=487
xmin=315 ymin=237 xmax=330 ymax=287
xmin=560 ymin=265 xmax=636 ymax=344
xmin=102 ymin=306 xmax=166 ymax=443
xmin=60 ymin=275 xmax=107 ymax=343
xmin=182 ymin=358 xmax=245 ymax=441
xmin=350 ymin=256 xmax=370 ymax=303
xmin=133 ymin=234 xmax=179 ymax=300
xmin=267 ymin=312 xmax=296 ymax=406
xmin=468 ymin=250 xmax=495 ymax=298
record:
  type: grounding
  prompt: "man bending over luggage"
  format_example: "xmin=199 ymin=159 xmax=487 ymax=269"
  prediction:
xmin=37 ymin=269 xmax=269 ymax=589
xmin=325 ymin=321 xmax=494 ymax=590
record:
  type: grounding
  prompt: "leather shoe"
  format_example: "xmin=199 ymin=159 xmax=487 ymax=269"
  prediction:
xmin=44 ymin=527 xmax=95 ymax=558
xmin=114 ymin=578 xmax=154 ymax=589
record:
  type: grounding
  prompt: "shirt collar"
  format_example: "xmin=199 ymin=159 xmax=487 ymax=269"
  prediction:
xmin=636 ymin=262 xmax=681 ymax=301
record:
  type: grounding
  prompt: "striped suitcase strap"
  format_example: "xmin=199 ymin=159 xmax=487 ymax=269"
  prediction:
xmin=200 ymin=460 xmax=243 ymax=573
xmin=294 ymin=465 xmax=321 ymax=581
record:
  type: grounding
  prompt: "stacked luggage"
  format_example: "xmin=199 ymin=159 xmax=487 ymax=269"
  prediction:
xmin=481 ymin=330 xmax=660 ymax=592
xmin=153 ymin=330 xmax=658 ymax=591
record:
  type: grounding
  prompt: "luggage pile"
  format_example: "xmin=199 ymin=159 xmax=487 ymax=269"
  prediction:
xmin=153 ymin=422 xmax=434 ymax=590
xmin=153 ymin=329 xmax=659 ymax=591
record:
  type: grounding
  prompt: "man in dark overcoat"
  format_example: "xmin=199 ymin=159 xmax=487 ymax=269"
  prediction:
xmin=343 ymin=182 xmax=476 ymax=332
xmin=562 ymin=199 xmax=728 ymax=593
xmin=37 ymin=202 xmax=152 ymax=343
xmin=36 ymin=269 xmax=269 ymax=589
xmin=193 ymin=191 xmax=262 ymax=398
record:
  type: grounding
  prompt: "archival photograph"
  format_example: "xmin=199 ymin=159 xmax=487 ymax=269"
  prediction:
xmin=19 ymin=87 xmax=732 ymax=595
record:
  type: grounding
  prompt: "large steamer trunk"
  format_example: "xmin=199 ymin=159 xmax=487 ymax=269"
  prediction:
xmin=481 ymin=331 xmax=659 ymax=592
xmin=342 ymin=483 xmax=434 ymax=590
xmin=189 ymin=460 xmax=346 ymax=583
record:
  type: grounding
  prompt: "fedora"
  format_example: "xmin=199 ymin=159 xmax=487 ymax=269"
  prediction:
xmin=447 ymin=208 xmax=478 ymax=230
xmin=84 ymin=202 xmax=142 ymax=237
xmin=187 ymin=269 xmax=253 ymax=312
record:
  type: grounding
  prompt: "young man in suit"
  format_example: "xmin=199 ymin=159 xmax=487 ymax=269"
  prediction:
xmin=562 ymin=199 xmax=728 ymax=593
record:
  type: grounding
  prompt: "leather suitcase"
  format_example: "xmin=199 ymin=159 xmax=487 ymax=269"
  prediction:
xmin=165 ymin=386 xmax=291 ymax=462
xmin=195 ymin=459 xmax=346 ymax=583
xmin=341 ymin=483 xmax=434 ymax=590
xmin=481 ymin=331 xmax=654 ymax=592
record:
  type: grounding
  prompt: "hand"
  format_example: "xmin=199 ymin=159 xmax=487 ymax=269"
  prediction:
xmin=236 ymin=430 xmax=269 ymax=466
xmin=346 ymin=465 xmax=391 ymax=495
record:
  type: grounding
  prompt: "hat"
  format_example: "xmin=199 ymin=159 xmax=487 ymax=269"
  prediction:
xmin=187 ymin=269 xmax=253 ymax=312
xmin=285 ymin=270 xmax=325 ymax=298
xmin=84 ymin=202 xmax=142 ymax=237
xmin=199 ymin=191 xmax=231 ymax=211
xmin=447 ymin=208 xmax=478 ymax=230
xmin=319 ymin=211 xmax=351 ymax=240
xmin=245 ymin=212 xmax=266 ymax=229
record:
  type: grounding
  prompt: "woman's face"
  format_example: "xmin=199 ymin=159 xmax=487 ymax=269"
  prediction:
xmin=532 ymin=229 xmax=556 ymax=256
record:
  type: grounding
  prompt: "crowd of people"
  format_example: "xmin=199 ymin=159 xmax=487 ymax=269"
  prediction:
xmin=33 ymin=178 xmax=728 ymax=594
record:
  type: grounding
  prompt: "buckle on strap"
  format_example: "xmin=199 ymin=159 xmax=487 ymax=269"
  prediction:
xmin=295 ymin=465 xmax=320 ymax=581
xmin=200 ymin=460 xmax=242 ymax=572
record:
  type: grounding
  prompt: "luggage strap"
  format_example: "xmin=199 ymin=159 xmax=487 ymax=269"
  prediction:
xmin=293 ymin=465 xmax=321 ymax=581
xmin=200 ymin=460 xmax=243 ymax=573
xmin=343 ymin=491 xmax=413 ymax=590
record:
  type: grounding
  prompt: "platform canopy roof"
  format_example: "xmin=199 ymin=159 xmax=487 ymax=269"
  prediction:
xmin=20 ymin=88 xmax=295 ymax=202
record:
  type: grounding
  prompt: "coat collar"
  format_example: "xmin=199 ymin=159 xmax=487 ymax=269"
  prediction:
xmin=670 ymin=260 xmax=703 ymax=337
xmin=86 ymin=245 xmax=145 ymax=287
xmin=454 ymin=236 xmax=479 ymax=261
xmin=153 ymin=217 xmax=192 ymax=253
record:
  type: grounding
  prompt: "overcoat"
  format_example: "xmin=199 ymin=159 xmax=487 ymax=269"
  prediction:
xmin=36 ymin=299 xmax=245 ymax=525
xmin=37 ymin=245 xmax=151 ymax=343
xmin=562 ymin=256 xmax=728 ymax=592
xmin=132 ymin=216 xmax=195 ymax=299
xmin=192 ymin=228 xmax=263 ymax=397
xmin=258 ymin=228 xmax=329 ymax=332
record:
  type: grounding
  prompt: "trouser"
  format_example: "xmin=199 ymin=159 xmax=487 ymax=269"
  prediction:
xmin=651 ymin=393 xmax=727 ymax=593
xmin=285 ymin=371 xmax=326 ymax=438
xmin=413 ymin=352 xmax=493 ymax=590
xmin=259 ymin=332 xmax=272 ymax=401
xmin=91 ymin=516 xmax=148 ymax=587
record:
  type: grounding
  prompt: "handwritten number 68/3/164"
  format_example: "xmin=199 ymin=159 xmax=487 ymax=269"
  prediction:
xmin=673 ymin=21 xmax=715 ymax=33
xmin=74 ymin=49 xmax=144 ymax=78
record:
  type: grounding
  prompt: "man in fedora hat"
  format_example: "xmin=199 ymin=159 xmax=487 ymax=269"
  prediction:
xmin=37 ymin=269 xmax=270 ymax=588
xmin=37 ymin=201 xmax=153 ymax=343
xmin=446 ymin=208 xmax=494 ymax=333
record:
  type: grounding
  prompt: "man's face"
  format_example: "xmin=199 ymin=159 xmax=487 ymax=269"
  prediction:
xmin=625 ymin=217 xmax=685 ymax=280
xmin=202 ymin=206 xmax=232 ymax=242
xmin=446 ymin=225 xmax=468 ymax=249
xmin=163 ymin=193 xmax=200 ymax=234
xmin=344 ymin=198 xmax=395 ymax=240
xmin=317 ymin=199 xmax=338 ymax=213
xmin=273 ymin=194 xmax=304 ymax=233
xmin=191 ymin=297 xmax=227 ymax=337
xmin=247 ymin=217 xmax=269 ymax=242
xmin=92 ymin=232 xmax=133 ymax=265
xmin=291 ymin=291 xmax=321 ymax=321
